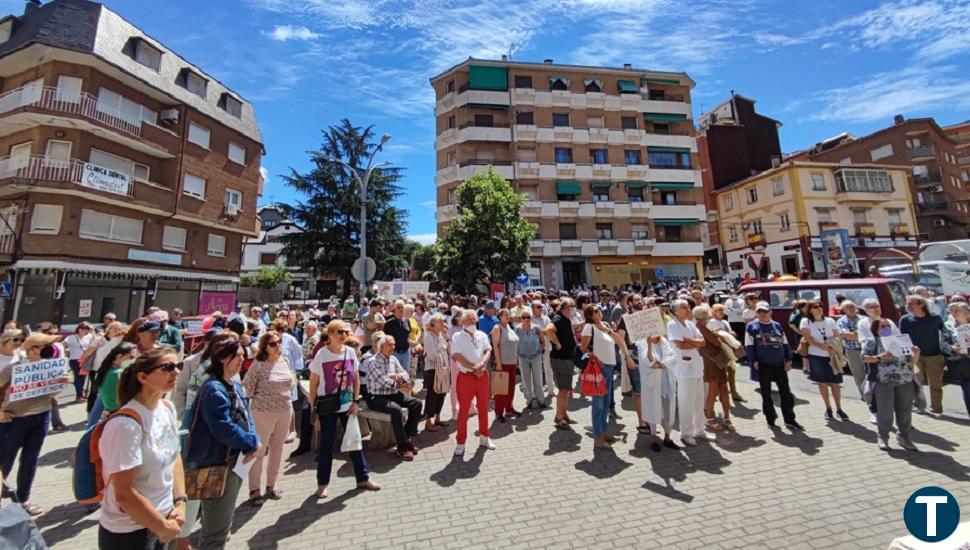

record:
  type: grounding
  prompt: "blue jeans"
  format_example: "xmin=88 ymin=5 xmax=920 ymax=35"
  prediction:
xmin=590 ymin=364 xmax=615 ymax=437
xmin=87 ymin=395 xmax=105 ymax=429
xmin=70 ymin=359 xmax=86 ymax=398
xmin=0 ymin=411 xmax=50 ymax=502
xmin=316 ymin=412 xmax=369 ymax=487
xmin=394 ymin=350 xmax=411 ymax=375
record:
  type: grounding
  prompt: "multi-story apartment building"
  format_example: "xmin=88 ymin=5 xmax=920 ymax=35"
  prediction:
xmin=801 ymin=115 xmax=968 ymax=242
xmin=696 ymin=93 xmax=783 ymax=276
xmin=0 ymin=0 xmax=263 ymax=326
xmin=430 ymin=58 xmax=705 ymax=289
xmin=942 ymin=120 xmax=970 ymax=190
xmin=714 ymin=161 xmax=916 ymax=278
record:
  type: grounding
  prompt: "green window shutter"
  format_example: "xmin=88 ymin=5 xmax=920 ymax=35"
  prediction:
xmin=654 ymin=219 xmax=699 ymax=226
xmin=468 ymin=65 xmax=508 ymax=91
xmin=643 ymin=112 xmax=688 ymax=123
xmin=640 ymin=76 xmax=681 ymax=85
xmin=624 ymin=181 xmax=648 ymax=189
xmin=555 ymin=181 xmax=581 ymax=195
xmin=650 ymin=182 xmax=695 ymax=191
xmin=590 ymin=181 xmax=612 ymax=190
xmin=617 ymin=80 xmax=638 ymax=93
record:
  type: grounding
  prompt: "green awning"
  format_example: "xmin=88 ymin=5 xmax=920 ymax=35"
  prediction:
xmin=640 ymin=76 xmax=681 ymax=85
xmin=643 ymin=112 xmax=688 ymax=123
xmin=617 ymin=80 xmax=638 ymax=93
xmin=590 ymin=181 xmax=612 ymax=189
xmin=466 ymin=103 xmax=508 ymax=109
xmin=468 ymin=65 xmax=508 ymax=91
xmin=648 ymin=146 xmax=691 ymax=154
xmin=556 ymin=181 xmax=581 ymax=195
xmin=654 ymin=219 xmax=700 ymax=226
xmin=549 ymin=75 xmax=571 ymax=86
xmin=624 ymin=181 xmax=648 ymax=189
xmin=650 ymin=182 xmax=694 ymax=190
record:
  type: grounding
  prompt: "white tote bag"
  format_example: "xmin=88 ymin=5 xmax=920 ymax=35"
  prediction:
xmin=340 ymin=415 xmax=363 ymax=452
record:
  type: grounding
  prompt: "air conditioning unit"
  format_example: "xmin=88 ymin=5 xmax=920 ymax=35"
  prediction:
xmin=160 ymin=108 xmax=179 ymax=124
xmin=224 ymin=203 xmax=240 ymax=217
xmin=929 ymin=185 xmax=943 ymax=193
xmin=933 ymin=219 xmax=947 ymax=227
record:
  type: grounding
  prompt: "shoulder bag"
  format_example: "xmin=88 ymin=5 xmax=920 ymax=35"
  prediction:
xmin=573 ymin=324 xmax=595 ymax=371
xmin=315 ymin=349 xmax=349 ymax=417
xmin=183 ymin=380 xmax=230 ymax=500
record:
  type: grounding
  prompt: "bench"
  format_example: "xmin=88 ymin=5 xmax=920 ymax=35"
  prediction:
xmin=359 ymin=403 xmax=407 ymax=451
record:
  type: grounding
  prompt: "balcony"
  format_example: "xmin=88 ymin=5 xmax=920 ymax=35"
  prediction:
xmin=434 ymin=89 xmax=509 ymax=115
xmin=912 ymin=172 xmax=943 ymax=188
xmin=653 ymin=241 xmax=703 ymax=256
xmin=906 ymin=145 xmax=935 ymax=159
xmin=854 ymin=222 xmax=876 ymax=238
xmin=435 ymin=204 xmax=458 ymax=223
xmin=917 ymin=201 xmax=948 ymax=213
xmin=0 ymin=85 xmax=177 ymax=158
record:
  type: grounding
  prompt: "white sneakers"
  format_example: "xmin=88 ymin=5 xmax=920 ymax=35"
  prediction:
xmin=480 ymin=436 xmax=496 ymax=450
xmin=453 ymin=444 xmax=465 ymax=456
xmin=694 ymin=432 xmax=714 ymax=442
xmin=681 ymin=436 xmax=697 ymax=447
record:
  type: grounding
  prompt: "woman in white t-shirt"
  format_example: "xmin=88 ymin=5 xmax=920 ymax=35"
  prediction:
xmin=66 ymin=322 xmax=95 ymax=403
xmin=98 ymin=347 xmax=185 ymax=549
xmin=799 ymin=300 xmax=847 ymax=422
xmin=579 ymin=304 xmax=635 ymax=449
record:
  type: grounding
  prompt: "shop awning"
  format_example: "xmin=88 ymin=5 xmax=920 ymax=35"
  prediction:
xmin=643 ymin=112 xmax=688 ymax=123
xmin=641 ymin=76 xmax=681 ymax=85
xmin=556 ymin=181 xmax=581 ymax=195
xmin=590 ymin=181 xmax=612 ymax=189
xmin=468 ymin=65 xmax=508 ymax=91
xmin=624 ymin=181 xmax=648 ymax=189
xmin=617 ymin=80 xmax=638 ymax=93
xmin=10 ymin=260 xmax=239 ymax=283
xmin=648 ymin=146 xmax=691 ymax=154
xmin=654 ymin=219 xmax=699 ymax=226
xmin=650 ymin=182 xmax=694 ymax=190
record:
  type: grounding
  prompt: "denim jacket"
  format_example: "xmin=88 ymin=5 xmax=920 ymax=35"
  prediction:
xmin=185 ymin=377 xmax=259 ymax=467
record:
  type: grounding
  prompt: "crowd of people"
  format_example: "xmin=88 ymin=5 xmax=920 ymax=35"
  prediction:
xmin=0 ymin=281 xmax=967 ymax=549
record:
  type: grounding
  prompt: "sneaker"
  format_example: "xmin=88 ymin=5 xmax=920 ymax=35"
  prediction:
xmin=396 ymin=448 xmax=414 ymax=461
xmin=681 ymin=436 xmax=697 ymax=447
xmin=836 ymin=409 xmax=849 ymax=421
xmin=877 ymin=438 xmax=890 ymax=451
xmin=453 ymin=444 xmax=465 ymax=456
xmin=896 ymin=436 xmax=918 ymax=451
xmin=694 ymin=432 xmax=713 ymax=442
xmin=785 ymin=421 xmax=805 ymax=432
xmin=479 ymin=436 xmax=496 ymax=450
xmin=824 ymin=409 xmax=835 ymax=421
xmin=869 ymin=413 xmax=878 ymax=425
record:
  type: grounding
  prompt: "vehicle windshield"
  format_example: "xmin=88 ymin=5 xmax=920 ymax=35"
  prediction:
xmin=888 ymin=281 xmax=908 ymax=311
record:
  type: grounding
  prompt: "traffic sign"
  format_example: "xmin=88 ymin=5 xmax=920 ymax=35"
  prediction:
xmin=515 ymin=273 xmax=529 ymax=285
xmin=654 ymin=267 xmax=664 ymax=280
xmin=0 ymin=282 xmax=11 ymax=299
xmin=352 ymin=257 xmax=376 ymax=282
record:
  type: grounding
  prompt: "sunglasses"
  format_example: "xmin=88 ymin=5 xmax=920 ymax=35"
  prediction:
xmin=337 ymin=329 xmax=351 ymax=335
xmin=150 ymin=362 xmax=182 ymax=373
xmin=520 ymin=316 xmax=531 ymax=320
xmin=268 ymin=341 xmax=281 ymax=348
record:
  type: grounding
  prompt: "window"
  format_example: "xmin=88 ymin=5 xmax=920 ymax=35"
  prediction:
xmin=0 ymin=19 xmax=11 ymax=45
xmin=835 ymin=168 xmax=894 ymax=193
xmin=587 ymin=115 xmax=604 ymax=129
xmin=651 ymin=123 xmax=670 ymax=135
xmin=207 ymin=234 xmax=226 ymax=257
xmin=55 ymin=75 xmax=82 ymax=103
xmin=768 ymin=290 xmax=794 ymax=309
xmin=521 ymin=187 xmax=537 ymax=201
xmin=660 ymin=191 xmax=677 ymax=205
xmin=9 ymin=142 xmax=31 ymax=170
xmin=746 ymin=188 xmax=758 ymax=204
xmin=123 ymin=37 xmax=162 ymax=71
xmin=751 ymin=220 xmax=763 ymax=234
xmin=648 ymin=89 xmax=666 ymax=101
xmin=514 ymin=75 xmax=532 ymax=88
xmin=729 ymin=227 xmax=738 ymax=242
xmin=632 ymin=225 xmax=649 ymax=239
xmin=515 ymin=111 xmax=533 ymax=125
xmin=447 ymin=115 xmax=455 ymax=129
xmin=43 ymin=140 xmax=71 ymax=167
xmin=559 ymin=223 xmax=577 ymax=240
xmin=183 ymin=173 xmax=206 ymax=199
xmin=585 ymin=80 xmax=601 ymax=93
xmin=557 ymin=190 xmax=578 ymax=201
xmin=772 ymin=177 xmax=784 ymax=196
xmin=228 ymin=142 xmax=246 ymax=164
xmin=446 ymin=79 xmax=454 ymax=93
xmin=779 ymin=212 xmax=791 ymax=232
xmin=218 ymin=93 xmax=242 ymax=118
xmin=446 ymin=151 xmax=456 ymax=166
xmin=259 ymin=252 xmax=278 ymax=265
xmin=627 ymin=187 xmax=644 ymax=202
xmin=811 ymin=173 xmax=825 ymax=191
xmin=188 ymin=122 xmax=210 ymax=148
xmin=624 ymin=149 xmax=642 ymax=165
xmin=851 ymin=208 xmax=868 ymax=224
xmin=826 ymin=288 xmax=878 ymax=310
xmin=816 ymin=207 xmax=834 ymax=223
xmin=176 ymin=68 xmax=207 ymax=98
xmin=30 ymin=204 xmax=62 ymax=234
xmin=723 ymin=195 xmax=734 ymax=211
xmin=590 ymin=149 xmax=609 ymax=164
xmin=887 ymin=208 xmax=903 ymax=229
xmin=550 ymin=78 xmax=568 ymax=91
xmin=162 ymin=226 xmax=187 ymax=251
xmin=447 ymin=188 xmax=457 ymax=204
xmin=647 ymin=150 xmax=690 ymax=168
xmin=97 ymin=87 xmax=156 ymax=127
xmin=79 ymin=209 xmax=143 ymax=244
xmin=89 ymin=148 xmax=148 ymax=181
xmin=553 ymin=113 xmax=570 ymax=127
xmin=592 ymin=186 xmax=611 ymax=202
xmin=595 ymin=223 xmax=613 ymax=239
xmin=663 ymin=226 xmax=682 ymax=241
xmin=473 ymin=114 xmax=493 ymax=127
xmin=225 ymin=189 xmax=242 ymax=211
xmin=870 ymin=144 xmax=893 ymax=161
xmin=621 ymin=116 xmax=637 ymax=130
xmin=555 ymin=148 xmax=573 ymax=163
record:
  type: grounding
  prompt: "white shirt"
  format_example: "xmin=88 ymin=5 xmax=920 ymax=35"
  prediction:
xmin=800 ymin=317 xmax=839 ymax=357
xmin=99 ymin=399 xmax=180 ymax=534
xmin=532 ymin=313 xmax=552 ymax=351
xmin=707 ymin=318 xmax=731 ymax=333
xmin=582 ymin=323 xmax=615 ymax=365
xmin=741 ymin=307 xmax=757 ymax=324
xmin=724 ymin=298 xmax=744 ymax=323
xmin=66 ymin=333 xmax=93 ymax=361
xmin=451 ymin=328 xmax=491 ymax=373
xmin=858 ymin=317 xmax=898 ymax=340
xmin=666 ymin=319 xmax=703 ymax=379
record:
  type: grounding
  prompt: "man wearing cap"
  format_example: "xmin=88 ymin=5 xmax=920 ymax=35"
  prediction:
xmin=477 ymin=301 xmax=499 ymax=337
xmin=135 ymin=320 xmax=161 ymax=353
xmin=155 ymin=310 xmax=184 ymax=354
xmin=744 ymin=302 xmax=803 ymax=431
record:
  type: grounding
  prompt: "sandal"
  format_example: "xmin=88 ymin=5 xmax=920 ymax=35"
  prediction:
xmin=248 ymin=490 xmax=264 ymax=506
xmin=435 ymin=420 xmax=450 ymax=427
xmin=554 ymin=418 xmax=570 ymax=430
xmin=425 ymin=423 xmax=440 ymax=432
xmin=22 ymin=502 xmax=44 ymax=516
xmin=564 ymin=416 xmax=578 ymax=425
xmin=637 ymin=425 xmax=652 ymax=435
xmin=265 ymin=488 xmax=283 ymax=500
xmin=705 ymin=419 xmax=722 ymax=431
xmin=315 ymin=486 xmax=328 ymax=499
xmin=723 ymin=419 xmax=737 ymax=432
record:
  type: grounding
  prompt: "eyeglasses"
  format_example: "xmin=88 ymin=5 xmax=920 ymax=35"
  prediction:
xmin=520 ymin=316 xmax=531 ymax=320
xmin=150 ymin=362 xmax=182 ymax=373
xmin=268 ymin=341 xmax=281 ymax=348
xmin=337 ymin=329 xmax=351 ymax=335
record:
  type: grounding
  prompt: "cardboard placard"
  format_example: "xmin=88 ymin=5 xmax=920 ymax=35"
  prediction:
xmin=883 ymin=334 xmax=914 ymax=359
xmin=621 ymin=308 xmax=666 ymax=343
xmin=8 ymin=358 xmax=68 ymax=402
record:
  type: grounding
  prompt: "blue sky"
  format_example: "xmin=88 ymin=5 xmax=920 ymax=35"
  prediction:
xmin=6 ymin=0 xmax=970 ymax=244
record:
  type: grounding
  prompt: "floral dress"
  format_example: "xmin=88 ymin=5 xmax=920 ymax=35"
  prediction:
xmin=862 ymin=337 xmax=914 ymax=387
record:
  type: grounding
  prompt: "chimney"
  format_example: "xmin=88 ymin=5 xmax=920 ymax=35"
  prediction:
xmin=894 ymin=114 xmax=905 ymax=125
xmin=24 ymin=0 xmax=41 ymax=16
xmin=500 ymin=54 xmax=507 ymax=62
xmin=623 ymin=63 xmax=632 ymax=70
xmin=770 ymin=156 xmax=781 ymax=168
xmin=543 ymin=59 xmax=553 ymax=64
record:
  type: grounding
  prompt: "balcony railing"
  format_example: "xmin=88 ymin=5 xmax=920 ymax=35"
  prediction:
xmin=0 ymin=85 xmax=142 ymax=137
xmin=0 ymin=233 xmax=13 ymax=255
xmin=917 ymin=201 xmax=948 ymax=213
xmin=906 ymin=145 xmax=935 ymax=158
xmin=913 ymin=172 xmax=943 ymax=186
xmin=459 ymin=159 xmax=512 ymax=166
xmin=0 ymin=155 xmax=135 ymax=197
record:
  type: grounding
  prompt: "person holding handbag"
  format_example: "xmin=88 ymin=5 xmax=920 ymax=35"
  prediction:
xmin=579 ymin=304 xmax=635 ymax=449
xmin=65 ymin=322 xmax=95 ymax=403
xmin=242 ymin=331 xmax=295 ymax=506
xmin=308 ymin=321 xmax=380 ymax=498
xmin=800 ymin=300 xmax=848 ymax=422
xmin=97 ymin=348 xmax=185 ymax=549
xmin=863 ymin=319 xmax=919 ymax=451
xmin=422 ymin=314 xmax=451 ymax=432
xmin=184 ymin=335 xmax=260 ymax=550
xmin=491 ymin=309 xmax=520 ymax=421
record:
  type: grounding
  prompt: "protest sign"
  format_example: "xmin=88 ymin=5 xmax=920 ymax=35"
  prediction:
xmin=8 ymin=358 xmax=68 ymax=402
xmin=621 ymin=308 xmax=666 ymax=343
xmin=957 ymin=324 xmax=970 ymax=349
xmin=883 ymin=334 xmax=914 ymax=359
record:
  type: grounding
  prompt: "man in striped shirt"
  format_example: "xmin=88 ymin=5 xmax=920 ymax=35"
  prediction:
xmin=364 ymin=334 xmax=423 ymax=461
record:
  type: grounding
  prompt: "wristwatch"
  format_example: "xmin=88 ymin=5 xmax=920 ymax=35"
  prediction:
xmin=173 ymin=495 xmax=188 ymax=505
xmin=353 ymin=398 xmax=361 ymax=404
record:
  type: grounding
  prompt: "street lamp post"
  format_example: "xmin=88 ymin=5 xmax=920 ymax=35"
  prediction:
xmin=325 ymin=134 xmax=391 ymax=296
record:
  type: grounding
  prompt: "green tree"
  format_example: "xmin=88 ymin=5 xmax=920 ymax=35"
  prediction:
xmin=434 ymin=167 xmax=536 ymax=293
xmin=277 ymin=119 xmax=410 ymax=296
xmin=411 ymin=241 xmax=440 ymax=281
xmin=253 ymin=265 xmax=292 ymax=289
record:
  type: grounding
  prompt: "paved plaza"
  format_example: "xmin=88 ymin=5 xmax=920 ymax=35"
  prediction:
xmin=27 ymin=373 xmax=970 ymax=549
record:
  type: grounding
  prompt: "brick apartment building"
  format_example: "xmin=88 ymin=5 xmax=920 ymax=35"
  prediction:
xmin=800 ymin=115 xmax=968 ymax=242
xmin=430 ymin=58 xmax=704 ymax=289
xmin=696 ymin=93 xmax=782 ymax=276
xmin=942 ymin=120 xmax=970 ymax=192
xmin=0 ymin=0 xmax=263 ymax=326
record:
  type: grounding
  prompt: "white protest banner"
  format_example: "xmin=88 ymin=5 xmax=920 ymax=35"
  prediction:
xmin=883 ymin=334 xmax=914 ymax=359
xmin=8 ymin=358 xmax=68 ymax=402
xmin=621 ymin=308 xmax=666 ymax=343
xmin=375 ymin=281 xmax=430 ymax=299
xmin=957 ymin=324 xmax=970 ymax=349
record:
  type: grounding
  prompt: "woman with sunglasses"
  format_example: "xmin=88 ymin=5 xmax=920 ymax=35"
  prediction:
xmin=97 ymin=348 xmax=185 ymax=549
xmin=0 ymin=332 xmax=70 ymax=516
xmin=308 ymin=321 xmax=380 ymax=498
xmin=185 ymin=335 xmax=260 ymax=549
xmin=800 ymin=299 xmax=848 ymax=421
xmin=86 ymin=343 xmax=138 ymax=428
xmin=242 ymin=330 xmax=295 ymax=506
xmin=580 ymin=304 xmax=636 ymax=448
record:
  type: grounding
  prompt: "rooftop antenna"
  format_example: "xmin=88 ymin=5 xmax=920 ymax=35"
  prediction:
xmin=508 ymin=42 xmax=519 ymax=61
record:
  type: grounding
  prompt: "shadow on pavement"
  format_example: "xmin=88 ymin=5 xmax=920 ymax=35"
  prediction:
xmin=893 ymin=450 xmax=970 ymax=482
xmin=826 ymin=418 xmax=877 ymax=444
xmin=642 ymin=480 xmax=694 ymax=503
xmin=770 ymin=428 xmax=824 ymax=455
xmin=245 ymin=492 xmax=362 ymax=549
xmin=681 ymin=442 xmax=731 ymax=475
xmin=712 ymin=431 xmax=767 ymax=454
xmin=909 ymin=427 xmax=959 ymax=452
xmin=544 ymin=427 xmax=582 ymax=455
xmin=36 ymin=503 xmax=99 ymax=547
xmin=574 ymin=448 xmax=633 ymax=479
xmin=37 ymin=447 xmax=75 ymax=469
xmin=429 ymin=447 xmax=486 ymax=486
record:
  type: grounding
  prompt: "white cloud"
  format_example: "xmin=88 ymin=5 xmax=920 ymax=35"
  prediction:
xmin=408 ymin=233 xmax=437 ymax=245
xmin=266 ymin=25 xmax=320 ymax=41
xmin=419 ymin=200 xmax=436 ymax=209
